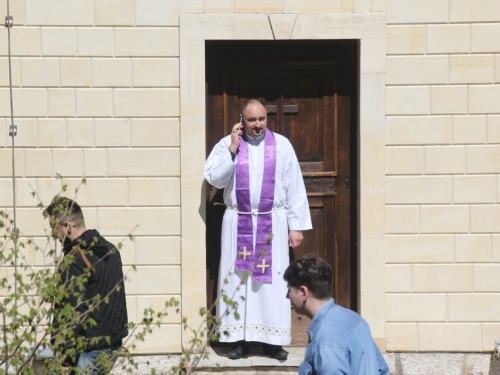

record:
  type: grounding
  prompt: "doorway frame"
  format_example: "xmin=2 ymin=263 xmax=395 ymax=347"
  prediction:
xmin=179 ymin=13 xmax=387 ymax=349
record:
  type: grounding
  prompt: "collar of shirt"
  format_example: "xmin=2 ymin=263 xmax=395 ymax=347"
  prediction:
xmin=247 ymin=132 xmax=265 ymax=145
xmin=307 ymin=298 xmax=335 ymax=341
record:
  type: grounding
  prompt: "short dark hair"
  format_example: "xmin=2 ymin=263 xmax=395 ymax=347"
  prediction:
xmin=45 ymin=196 xmax=85 ymax=228
xmin=240 ymin=98 xmax=266 ymax=118
xmin=284 ymin=255 xmax=332 ymax=299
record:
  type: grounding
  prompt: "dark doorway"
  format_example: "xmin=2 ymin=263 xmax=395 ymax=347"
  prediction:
xmin=205 ymin=40 xmax=358 ymax=346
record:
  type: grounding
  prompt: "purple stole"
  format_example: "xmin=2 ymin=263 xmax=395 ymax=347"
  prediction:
xmin=235 ymin=128 xmax=276 ymax=283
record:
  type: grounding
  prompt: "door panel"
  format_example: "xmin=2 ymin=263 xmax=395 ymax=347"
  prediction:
xmin=206 ymin=40 xmax=358 ymax=346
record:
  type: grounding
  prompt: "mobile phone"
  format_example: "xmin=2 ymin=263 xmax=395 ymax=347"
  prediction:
xmin=239 ymin=115 xmax=243 ymax=124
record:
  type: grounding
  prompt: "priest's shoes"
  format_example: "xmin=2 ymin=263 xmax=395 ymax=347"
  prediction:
xmin=262 ymin=343 xmax=288 ymax=360
xmin=227 ymin=342 xmax=250 ymax=360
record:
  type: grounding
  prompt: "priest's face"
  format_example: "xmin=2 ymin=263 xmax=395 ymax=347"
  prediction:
xmin=241 ymin=102 xmax=267 ymax=139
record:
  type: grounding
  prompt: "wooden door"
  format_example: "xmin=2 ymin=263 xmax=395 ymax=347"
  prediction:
xmin=206 ymin=41 xmax=358 ymax=346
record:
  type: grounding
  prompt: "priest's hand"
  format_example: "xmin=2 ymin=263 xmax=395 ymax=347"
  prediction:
xmin=229 ymin=123 xmax=244 ymax=153
xmin=289 ymin=230 xmax=303 ymax=248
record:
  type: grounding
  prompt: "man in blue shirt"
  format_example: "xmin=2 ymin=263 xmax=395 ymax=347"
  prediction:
xmin=284 ymin=255 xmax=389 ymax=375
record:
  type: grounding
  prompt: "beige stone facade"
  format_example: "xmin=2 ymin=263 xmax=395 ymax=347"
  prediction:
xmin=1 ymin=0 xmax=499 ymax=354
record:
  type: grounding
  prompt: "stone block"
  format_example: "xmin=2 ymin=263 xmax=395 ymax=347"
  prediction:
xmin=77 ymin=28 xmax=114 ymax=57
xmin=386 ymin=264 xmax=411 ymax=292
xmin=453 ymin=115 xmax=487 ymax=144
xmin=488 ymin=115 xmax=500 ymax=143
xmin=386 ymin=25 xmax=425 ymax=55
xmin=474 ymin=265 xmax=500 ymax=292
xmin=424 ymin=145 xmax=465 ymax=174
xmin=386 ymin=294 xmax=447 ymax=322
xmin=387 ymin=56 xmax=448 ymax=85
xmin=25 ymin=0 xmax=93 ymax=25
xmin=400 ymin=353 xmax=465 ymax=375
xmin=129 ymin=324 xmax=182 ymax=354
xmin=0 ymin=179 xmax=13 ymax=206
xmin=60 ymin=58 xmax=91 ymax=87
xmin=38 ymin=118 xmax=66 ymax=147
xmin=134 ymin=236 xmax=181 ymax=265
xmin=136 ymin=0 xmax=204 ymax=26
xmin=94 ymin=118 xmax=130 ymax=147
xmin=482 ymin=324 xmax=500 ymax=351
xmin=420 ymin=205 xmax=469 ymax=234
xmin=430 ymin=86 xmax=468 ymax=115
xmin=235 ymin=0 xmax=283 ymax=13
xmin=359 ymin=239 xmax=385 ymax=295
xmin=386 ymin=87 xmax=429 ymax=115
xmin=290 ymin=14 xmax=318 ymax=39
xmin=360 ymin=40 xmax=386 ymax=74
xmin=180 ymin=14 xmax=232 ymax=40
xmin=98 ymin=207 xmax=180 ymax=236
xmin=21 ymin=58 xmax=59 ymax=87
xmin=15 ymin=208 xmax=48 ymax=236
xmin=313 ymin=13 xmax=386 ymax=39
xmin=76 ymin=89 xmax=113 ymax=117
xmin=386 ymin=234 xmax=454 ymax=263
xmin=456 ymin=234 xmax=491 ymax=263
xmin=125 ymin=265 xmax=180 ymax=295
xmin=108 ymin=149 xmax=180 ymax=177
xmin=427 ymin=25 xmax=470 ymax=54
xmin=115 ymin=28 xmax=179 ymax=57
xmin=453 ymin=175 xmax=496 ymax=204
xmin=180 ymin=40 xmax=205 ymax=106
xmin=0 ymin=88 xmax=47 ymax=117
xmin=413 ymin=264 xmax=472 ymax=292
xmin=471 ymin=205 xmax=500 ymax=233
xmin=465 ymin=353 xmax=491 ymax=374
xmin=182 ymin=237 xmax=206 ymax=295
xmin=15 ymin=178 xmax=38 ymax=207
xmin=386 ymin=323 xmax=418 ymax=351
xmin=360 ymin=135 xmax=385 ymax=187
xmin=67 ymin=119 xmax=93 ymax=147
xmin=386 ymin=176 xmax=452 ymax=204
xmin=0 ymin=149 xmax=23 ymax=177
xmin=205 ymin=0 xmax=234 ymax=13
xmin=496 ymin=55 xmax=500 ymax=83
xmin=386 ymin=116 xmax=452 ymax=145
xmin=0 ymin=0 xmax=25 ymax=25
xmin=386 ymin=206 xmax=419 ymax=234
xmin=137 ymin=295 xmax=182 ymax=324
xmin=418 ymin=323 xmax=481 ymax=354
xmin=375 ymin=0 xmax=448 ymax=24
xmin=7 ymin=118 xmax=37 ymax=147
xmin=472 ymin=24 xmax=500 ymax=53
xmin=450 ymin=55 xmax=494 ymax=84
xmin=358 ymin=186 xmax=385 ymax=239
xmin=451 ymin=0 xmax=500 ymax=22
xmin=95 ymin=0 xmax=134 ymax=26
xmin=114 ymin=89 xmax=179 ymax=117
xmin=53 ymin=149 xmax=82 ymax=177
xmin=41 ymin=28 xmax=76 ymax=56
xmin=342 ymin=0 xmax=371 ymax=12
xmin=467 ymin=145 xmax=500 ymax=173
xmin=470 ymin=85 xmax=500 ymax=114
xmin=49 ymin=88 xmax=76 ymax=118
xmin=25 ymin=149 xmax=52 ymax=177
xmin=181 ymin=106 xmax=205 ymax=176
xmin=284 ymin=0 xmax=342 ymax=13
xmin=0 ymin=27 xmax=40 ymax=56
xmin=0 ymin=57 xmax=20 ymax=87
xmin=132 ymin=58 xmax=179 ymax=87
xmin=129 ymin=178 xmax=180 ymax=206
xmin=268 ymin=15 xmax=296 ymax=40
xmin=181 ymin=176 xmax=206 ymax=238
xmin=131 ymin=119 xmax=179 ymax=147
xmin=83 ymin=149 xmax=107 ymax=177
xmin=228 ymin=14 xmax=274 ymax=39
xmin=92 ymin=58 xmax=131 ymax=87
xmin=69 ymin=178 xmax=127 ymax=207
xmin=449 ymin=294 xmax=500 ymax=321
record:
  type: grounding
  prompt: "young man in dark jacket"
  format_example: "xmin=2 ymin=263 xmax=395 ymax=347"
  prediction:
xmin=45 ymin=197 xmax=128 ymax=373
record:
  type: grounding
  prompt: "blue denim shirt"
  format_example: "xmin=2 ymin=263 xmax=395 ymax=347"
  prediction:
xmin=299 ymin=299 xmax=389 ymax=375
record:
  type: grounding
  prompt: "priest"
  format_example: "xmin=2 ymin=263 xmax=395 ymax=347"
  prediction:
xmin=204 ymin=99 xmax=312 ymax=360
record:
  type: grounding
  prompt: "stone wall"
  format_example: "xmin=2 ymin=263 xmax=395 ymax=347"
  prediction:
xmin=0 ymin=0 xmax=498 ymax=354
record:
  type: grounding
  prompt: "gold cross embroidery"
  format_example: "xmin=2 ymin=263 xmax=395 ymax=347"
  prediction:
xmin=238 ymin=247 xmax=251 ymax=260
xmin=256 ymin=259 xmax=270 ymax=274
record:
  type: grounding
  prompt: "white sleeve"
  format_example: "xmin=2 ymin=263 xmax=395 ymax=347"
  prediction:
xmin=204 ymin=138 xmax=236 ymax=189
xmin=284 ymin=143 xmax=312 ymax=231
